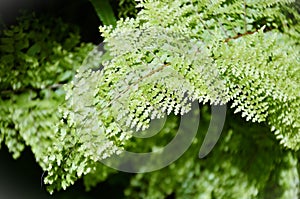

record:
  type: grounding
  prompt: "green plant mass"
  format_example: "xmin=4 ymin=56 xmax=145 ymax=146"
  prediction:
xmin=0 ymin=0 xmax=299 ymax=198
xmin=0 ymin=12 xmax=94 ymax=166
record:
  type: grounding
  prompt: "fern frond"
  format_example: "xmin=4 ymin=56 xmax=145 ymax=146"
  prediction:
xmin=43 ymin=0 xmax=300 ymax=192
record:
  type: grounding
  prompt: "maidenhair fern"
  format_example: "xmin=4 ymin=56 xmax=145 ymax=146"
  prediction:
xmin=40 ymin=0 xmax=299 ymax=193
xmin=0 ymin=0 xmax=299 ymax=197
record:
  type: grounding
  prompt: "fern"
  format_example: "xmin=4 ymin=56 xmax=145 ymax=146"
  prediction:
xmin=0 ymin=0 xmax=299 ymax=196
xmin=98 ymin=0 xmax=299 ymax=148
xmin=39 ymin=0 xmax=300 ymax=193
xmin=125 ymin=109 xmax=298 ymax=198
xmin=0 ymin=13 xmax=94 ymax=166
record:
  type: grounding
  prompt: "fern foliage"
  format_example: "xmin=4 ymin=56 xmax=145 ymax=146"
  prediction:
xmin=117 ymin=0 xmax=138 ymax=18
xmin=0 ymin=13 xmax=94 ymax=166
xmin=40 ymin=0 xmax=300 ymax=193
xmin=0 ymin=0 xmax=299 ymax=197
xmin=124 ymin=108 xmax=299 ymax=199
xmin=100 ymin=0 xmax=300 ymax=149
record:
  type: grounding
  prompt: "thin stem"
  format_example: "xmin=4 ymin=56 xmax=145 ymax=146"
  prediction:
xmin=190 ymin=0 xmax=215 ymax=36
xmin=104 ymin=63 xmax=169 ymax=109
xmin=243 ymin=0 xmax=248 ymax=33
xmin=217 ymin=19 xmax=230 ymax=38
xmin=207 ymin=0 xmax=229 ymax=38
xmin=224 ymin=30 xmax=257 ymax=42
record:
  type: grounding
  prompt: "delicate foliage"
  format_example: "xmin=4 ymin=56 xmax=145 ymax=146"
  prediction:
xmin=43 ymin=0 xmax=299 ymax=193
xmin=125 ymin=108 xmax=299 ymax=199
xmin=98 ymin=0 xmax=300 ymax=148
xmin=117 ymin=0 xmax=138 ymax=18
xmin=1 ymin=0 xmax=299 ymax=197
xmin=0 ymin=13 xmax=94 ymax=166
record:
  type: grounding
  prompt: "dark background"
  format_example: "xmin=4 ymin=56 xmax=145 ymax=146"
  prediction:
xmin=0 ymin=0 xmax=108 ymax=44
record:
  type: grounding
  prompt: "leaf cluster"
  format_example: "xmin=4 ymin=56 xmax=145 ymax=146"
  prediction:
xmin=0 ymin=13 xmax=94 ymax=167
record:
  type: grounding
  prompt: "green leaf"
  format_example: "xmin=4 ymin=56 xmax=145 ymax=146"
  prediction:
xmin=89 ymin=0 xmax=117 ymax=27
xmin=27 ymin=43 xmax=41 ymax=56
xmin=57 ymin=70 xmax=73 ymax=82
